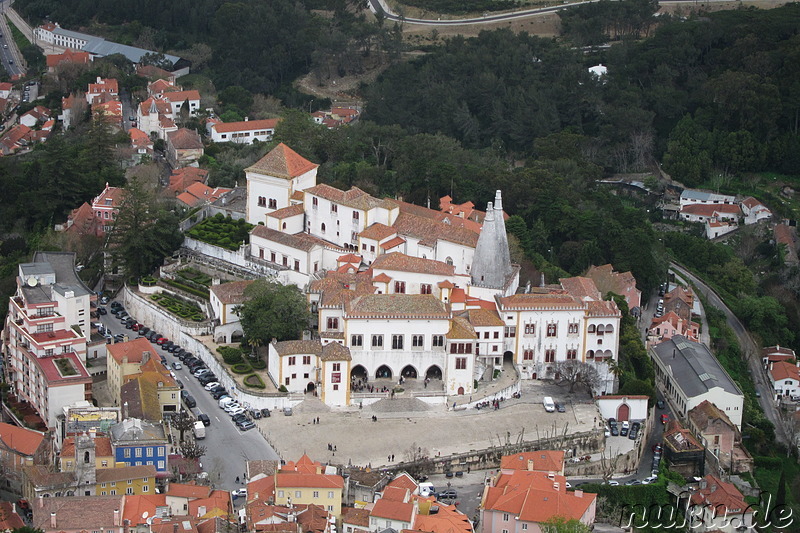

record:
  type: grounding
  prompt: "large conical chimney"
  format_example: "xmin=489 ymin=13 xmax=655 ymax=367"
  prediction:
xmin=470 ymin=190 xmax=512 ymax=290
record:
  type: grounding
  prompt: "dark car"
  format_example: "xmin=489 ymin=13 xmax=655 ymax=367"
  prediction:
xmin=199 ymin=375 xmax=218 ymax=386
xmin=656 ymin=399 xmax=665 ymax=409
xmin=184 ymin=395 xmax=196 ymax=408
xmin=180 ymin=390 xmax=190 ymax=399
xmin=236 ymin=419 xmax=255 ymax=431
xmin=198 ymin=413 xmax=211 ymax=426
xmin=175 ymin=348 xmax=186 ymax=358
xmin=208 ymin=385 xmax=225 ymax=394
xmin=610 ymin=425 xmax=619 ymax=436
xmin=251 ymin=409 xmax=262 ymax=420
xmin=232 ymin=413 xmax=249 ymax=423
xmin=212 ymin=390 xmax=228 ymax=400
xmin=555 ymin=403 xmax=566 ymax=413
xmin=162 ymin=341 xmax=175 ymax=351
xmin=97 ymin=306 xmax=107 ymax=315
xmin=176 ymin=379 xmax=184 ymax=389
xmin=438 ymin=490 xmax=458 ymax=500
xmin=169 ymin=344 xmax=181 ymax=353
xmin=114 ymin=334 xmax=126 ymax=342
xmin=261 ymin=408 xmax=271 ymax=418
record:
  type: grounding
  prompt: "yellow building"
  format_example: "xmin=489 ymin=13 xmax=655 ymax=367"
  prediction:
xmin=107 ymin=338 xmax=159 ymax=407
xmin=60 ymin=434 xmax=114 ymax=471
xmin=96 ymin=464 xmax=157 ymax=496
xmin=109 ymin=339 xmax=180 ymax=417
xmin=273 ymin=455 xmax=344 ymax=517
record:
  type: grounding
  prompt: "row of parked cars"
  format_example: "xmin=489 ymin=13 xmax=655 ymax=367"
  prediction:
xmin=606 ymin=418 xmax=641 ymax=440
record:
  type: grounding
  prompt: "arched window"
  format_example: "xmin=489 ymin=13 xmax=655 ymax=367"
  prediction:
xmin=84 ymin=451 xmax=90 ymax=464
xmin=282 ymin=222 xmax=287 ymax=230
xmin=596 ymin=325 xmax=605 ymax=335
xmin=321 ymin=223 xmax=326 ymax=234
xmin=605 ymin=324 xmax=614 ymax=333
xmin=445 ymin=257 xmax=453 ymax=266
xmin=588 ymin=324 xmax=596 ymax=333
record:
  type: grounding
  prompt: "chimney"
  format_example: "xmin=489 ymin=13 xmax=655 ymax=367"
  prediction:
xmin=50 ymin=512 xmax=57 ymax=529
xmin=173 ymin=524 xmax=179 ymax=533
xmin=97 ymin=76 xmax=102 ymax=83
xmin=575 ymin=490 xmax=583 ymax=498
xmin=244 ymin=117 xmax=249 ymax=122
xmin=12 ymin=502 xmax=16 ymax=515
xmin=552 ymin=482 xmax=559 ymax=491
xmin=123 ymin=402 xmax=129 ymax=420
xmin=142 ymin=351 xmax=151 ymax=364
xmin=198 ymin=505 xmax=206 ymax=517
xmin=114 ymin=509 xmax=121 ymax=526
xmin=38 ymin=496 xmax=44 ymax=508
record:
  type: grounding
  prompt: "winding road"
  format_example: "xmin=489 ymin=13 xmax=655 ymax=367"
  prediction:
xmin=670 ymin=262 xmax=791 ymax=447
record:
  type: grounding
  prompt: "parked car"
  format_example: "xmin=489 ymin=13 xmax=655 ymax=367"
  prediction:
xmin=620 ymin=421 xmax=630 ymax=437
xmin=625 ymin=480 xmax=641 ymax=486
xmin=661 ymin=414 xmax=670 ymax=425
xmin=176 ymin=379 xmax=184 ymax=389
xmin=438 ymin=490 xmax=457 ymax=500
xmin=101 ymin=296 xmax=110 ymax=305
xmin=656 ymin=399 xmax=665 ymax=409
xmin=261 ymin=408 xmax=271 ymax=418
xmin=156 ymin=337 xmax=169 ymax=345
xmin=652 ymin=443 xmax=663 ymax=454
xmin=610 ymin=424 xmax=619 ymax=437
xmin=231 ymin=413 xmax=248 ymax=423
xmin=237 ymin=420 xmax=255 ymax=431
xmin=251 ymin=409 xmax=262 ymax=420
xmin=212 ymin=390 xmax=228 ymax=399
xmin=283 ymin=407 xmax=293 ymax=416
xmin=184 ymin=395 xmax=196 ymax=408
xmin=198 ymin=413 xmax=210 ymax=426
xmin=555 ymin=403 xmax=566 ymax=413
xmin=208 ymin=385 xmax=225 ymax=394
xmin=97 ymin=306 xmax=107 ymax=315
xmin=229 ymin=407 xmax=246 ymax=417
xmin=172 ymin=362 xmax=182 ymax=370
xmin=199 ymin=376 xmax=218 ymax=386
xmin=232 ymin=488 xmax=248 ymax=498
xmin=643 ymin=475 xmax=658 ymax=485
xmin=204 ymin=382 xmax=221 ymax=391
xmin=606 ymin=480 xmax=620 ymax=486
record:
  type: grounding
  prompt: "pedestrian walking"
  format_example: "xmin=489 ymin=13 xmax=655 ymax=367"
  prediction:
xmin=236 ymin=476 xmax=240 ymax=483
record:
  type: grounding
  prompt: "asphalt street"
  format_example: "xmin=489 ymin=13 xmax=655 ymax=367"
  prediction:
xmin=99 ymin=301 xmax=281 ymax=492
xmin=0 ymin=1 xmax=24 ymax=77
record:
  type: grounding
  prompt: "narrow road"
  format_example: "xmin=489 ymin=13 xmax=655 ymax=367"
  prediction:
xmin=669 ymin=262 xmax=790 ymax=446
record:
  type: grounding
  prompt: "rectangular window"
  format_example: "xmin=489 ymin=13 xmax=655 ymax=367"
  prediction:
xmin=312 ymin=197 xmax=318 ymax=207
xmin=567 ymin=349 xmax=577 ymax=360
xmin=285 ymin=377 xmax=290 ymax=386
xmin=278 ymin=490 xmax=285 ymax=498
xmin=412 ymin=335 xmax=424 ymax=348
xmin=269 ymin=198 xmax=277 ymax=209
xmin=523 ymin=350 xmax=534 ymax=360
xmin=455 ymin=357 xmax=467 ymax=370
xmin=394 ymin=281 xmax=406 ymax=294
xmin=142 ymin=486 xmax=149 ymax=493
xmin=124 ymin=449 xmax=131 ymax=458
xmin=420 ymin=284 xmax=432 ymax=295
xmin=505 ymin=326 xmax=516 ymax=338
xmin=331 ymin=204 xmax=338 ymax=213
xmin=503 ymin=513 xmax=509 ymax=522
xmin=288 ymin=356 xmax=296 ymax=366
xmin=110 ymin=490 xmax=116 ymax=495
xmin=158 ymin=447 xmax=165 ymax=455
xmin=333 ymin=363 xmax=341 ymax=371
xmin=294 ymin=260 xmax=300 ymax=271
xmin=568 ymin=323 xmax=578 ymax=334
xmin=271 ymin=252 xmax=276 ymax=263
xmin=545 ymin=349 xmax=555 ymax=363
xmin=522 ymin=525 xmax=528 ymax=531
xmin=102 ymin=461 xmax=108 ymax=467
xmin=524 ymin=324 xmax=535 ymax=335
xmin=158 ymin=461 xmax=165 ymax=469
xmin=147 ymin=447 xmax=153 ymax=457
xmin=372 ymin=335 xmax=383 ymax=348
xmin=351 ymin=334 xmax=363 ymax=347
xmin=126 ymin=488 xmax=134 ymax=495
xmin=302 ymin=355 xmax=311 ymax=365
xmin=295 ymin=491 xmax=302 ymax=498
xmin=353 ymin=211 xmax=359 ymax=220
xmin=313 ymin=491 xmax=320 ymax=498
xmin=547 ymin=324 xmax=557 ymax=337
xmin=392 ymin=335 xmax=404 ymax=350
xmin=433 ymin=335 xmax=444 ymax=347
xmin=328 ymin=491 xmax=335 ymax=498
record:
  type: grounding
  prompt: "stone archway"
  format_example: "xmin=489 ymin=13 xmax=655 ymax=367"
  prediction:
xmin=401 ymin=365 xmax=418 ymax=379
xmin=351 ymin=365 xmax=368 ymax=381
xmin=306 ymin=382 xmax=316 ymax=393
xmin=376 ymin=365 xmax=392 ymax=379
xmin=457 ymin=386 xmax=465 ymax=395
xmin=425 ymin=365 xmax=443 ymax=380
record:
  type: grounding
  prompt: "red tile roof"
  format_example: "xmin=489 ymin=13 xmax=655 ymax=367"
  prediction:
xmin=247 ymin=143 xmax=318 ymax=179
xmin=167 ymin=482 xmax=213 ymax=499
xmin=267 ymin=204 xmax=305 ymax=219
xmin=93 ymin=184 xmax=127 ymax=210
xmin=0 ymin=422 xmax=46 ymax=456
xmin=123 ymin=494 xmax=167 ymax=525
xmin=281 ymin=453 xmax=323 ymax=474
xmin=386 ymin=473 xmax=417 ymax=492
xmin=61 ymin=435 xmax=113 ymax=459
xmin=382 ymin=486 xmax=410 ymax=502
xmin=500 ymin=451 xmax=564 ymax=473
xmin=305 ymin=184 xmax=393 ymax=211
xmin=275 ymin=472 xmax=344 ymax=489
xmin=393 ymin=213 xmax=478 ymax=248
xmin=770 ymin=361 xmax=800 ymax=382
xmin=160 ymin=90 xmax=201 ymax=103
xmin=107 ymin=337 xmax=158 ymax=365
xmin=371 ymin=252 xmax=455 ymax=277
xmin=370 ymin=498 xmax=414 ymax=522
xmin=167 ymin=166 xmax=208 ymax=195
xmin=167 ymin=128 xmax=203 ymax=150
xmin=177 ymin=183 xmax=231 ymax=207
xmin=380 ymin=236 xmax=406 ymax=251
xmin=213 ymin=118 xmax=280 ymax=133
xmin=0 ymin=501 xmax=25 ymax=530
xmin=690 ymin=475 xmax=747 ymax=514
xmin=47 ymin=48 xmax=91 ymax=68
xmin=681 ymin=203 xmax=741 ymax=217
xmin=359 ymin=223 xmax=397 ymax=241
xmin=209 ymin=280 xmax=254 ymax=305
xmin=345 ymin=294 xmax=450 ymax=319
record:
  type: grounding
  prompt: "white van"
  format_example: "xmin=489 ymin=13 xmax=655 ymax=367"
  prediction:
xmin=419 ymin=482 xmax=436 ymax=497
xmin=543 ymin=397 xmax=556 ymax=412
xmin=193 ymin=420 xmax=206 ymax=439
xmin=219 ymin=396 xmax=234 ymax=409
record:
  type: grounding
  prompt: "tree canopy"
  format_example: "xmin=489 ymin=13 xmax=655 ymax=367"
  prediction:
xmin=238 ymin=280 xmax=311 ymax=345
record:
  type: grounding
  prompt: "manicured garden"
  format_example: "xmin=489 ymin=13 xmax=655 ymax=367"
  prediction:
xmin=217 ymin=346 xmax=269 ymax=390
xmin=151 ymin=293 xmax=206 ymax=321
xmin=54 ymin=357 xmax=78 ymax=376
xmin=186 ymin=214 xmax=253 ymax=251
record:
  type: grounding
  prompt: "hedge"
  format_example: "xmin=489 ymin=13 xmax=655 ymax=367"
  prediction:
xmin=231 ymin=363 xmax=253 ymax=374
xmin=250 ymin=359 xmax=266 ymax=370
xmin=161 ymin=278 xmax=210 ymax=299
xmin=243 ymin=373 xmax=266 ymax=389
xmin=754 ymin=456 xmax=784 ymax=469
xmin=218 ymin=346 xmax=244 ymax=364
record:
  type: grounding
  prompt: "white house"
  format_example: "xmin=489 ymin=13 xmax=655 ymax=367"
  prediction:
xmin=740 ymin=196 xmax=772 ymax=225
xmin=680 ymin=203 xmax=741 ymax=223
xmin=595 ymin=395 xmax=649 ymax=422
xmin=159 ymin=90 xmax=201 ymax=116
xmin=651 ymin=336 xmax=744 ymax=429
xmin=267 ymin=340 xmax=352 ymax=406
xmin=208 ymin=280 xmax=253 ymax=344
xmin=209 ymin=118 xmax=280 ymax=144
xmin=769 ymin=361 xmax=800 ymax=401
xmin=679 ymin=189 xmax=737 ymax=208
xmin=245 ymin=143 xmax=318 ymax=225
xmin=705 ymin=219 xmax=737 ymax=239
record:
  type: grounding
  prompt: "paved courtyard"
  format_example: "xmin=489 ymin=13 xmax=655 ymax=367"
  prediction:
xmin=256 ymin=382 xmax=604 ymax=468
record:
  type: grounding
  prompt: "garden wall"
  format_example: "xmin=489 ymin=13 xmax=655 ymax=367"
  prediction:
xmin=123 ymin=286 xmax=213 ymax=341
xmin=184 ymin=237 xmax=248 ymax=269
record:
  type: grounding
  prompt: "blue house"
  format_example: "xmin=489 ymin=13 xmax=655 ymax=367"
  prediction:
xmin=109 ymin=418 xmax=169 ymax=473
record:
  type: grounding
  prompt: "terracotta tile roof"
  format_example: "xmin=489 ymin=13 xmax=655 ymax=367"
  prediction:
xmin=123 ymin=494 xmax=167 ymax=524
xmin=392 ymin=213 xmax=478 ymax=248
xmin=148 ymin=78 xmax=176 ymax=94
xmin=247 ymin=143 xmax=318 ymax=179
xmin=151 ymin=516 xmax=201 ymax=533
xmin=774 ymin=223 xmax=797 ymax=247
xmin=177 ymin=183 xmax=231 ymax=207
xmin=47 ymin=49 xmax=90 ymax=67
xmin=0 ymin=82 xmax=11 ymax=91
xmin=137 ymin=64 xmax=174 ymax=80
xmin=321 ymin=342 xmax=352 ymax=361
xmin=24 ymin=464 xmax=76 ymax=489
xmin=500 ymin=451 xmax=564 ymax=473
xmin=464 ymin=309 xmax=503 ymax=327
xmin=247 ymin=460 xmax=281 ymax=479
xmin=360 ymin=223 xmax=397 ymax=241
xmin=396 ymin=200 xmax=485 ymax=234
xmin=275 ymin=340 xmax=323 ymax=356
xmin=32 ymin=495 xmax=125 ymax=530
xmin=305 ymin=184 xmax=393 ymax=211
xmin=681 ymin=203 xmax=741 ymax=217
xmin=108 ymin=337 xmax=158 ymax=365
xmin=213 ymin=118 xmax=280 ymax=133
xmin=446 ymin=317 xmax=476 ymax=340
xmin=770 ymin=361 xmax=800 ymax=382
xmin=120 ymin=377 xmax=161 ymax=421
xmin=762 ymin=345 xmax=795 ymax=358
xmin=483 ymin=470 xmax=594 ymax=524
xmin=380 ymin=236 xmax=406 ymax=251
xmin=690 ymin=475 xmax=747 ymax=514
xmin=168 ymin=127 xmax=203 ymax=150
xmin=308 ymin=270 xmax=376 ymax=308
xmin=338 ymin=253 xmax=362 ymax=264
xmin=251 ymin=225 xmax=343 ymax=252
xmin=160 ymin=90 xmax=201 ymax=103
xmin=665 ymin=286 xmax=693 ymax=306
xmin=275 ymin=472 xmax=344 ymax=489
xmin=741 ymin=196 xmax=763 ymax=209
xmin=291 ymin=191 xmax=304 ymax=201
xmin=247 ymin=473 xmax=277 ymax=500
xmin=382 ymin=486 xmax=410 ymax=502
xmin=268 ymin=204 xmax=305 ymax=219
xmin=0 ymin=422 xmax=46 ymax=456
xmin=411 ymin=503 xmax=473 ymax=533
xmin=371 ymin=498 xmax=414 ymax=522
xmin=93 ymin=184 xmax=127 ymax=209
xmin=209 ymin=280 xmax=254 ymax=305
xmin=372 ymin=252 xmax=455 ymax=277
xmin=663 ymin=420 xmax=703 ymax=452
xmin=373 ymin=273 xmax=392 ymax=283
xmin=64 ymin=202 xmax=97 ymax=234
xmin=0 ymin=501 xmax=25 ymax=530
xmin=386 ymin=472 xmax=418 ymax=492
xmin=559 ymin=277 xmax=601 ymax=301
xmin=438 ymin=280 xmax=454 ymax=289
xmin=88 ymin=77 xmax=119 ymax=95
xmin=687 ymin=400 xmax=735 ymax=433
xmin=190 ymin=490 xmax=231 ymax=518
xmin=61 ymin=435 xmax=113 ymax=459
xmin=96 ymin=463 xmax=157 ymax=483
xmin=499 ymin=291 xmax=581 ymax=310
xmin=586 ymin=300 xmax=620 ymax=317
xmin=168 ymin=166 xmax=208 ymax=195
xmin=168 ymin=482 xmax=213 ymax=499
xmin=140 ymin=97 xmax=172 ymax=117
xmin=346 ymin=294 xmax=450 ymax=319
xmin=342 ymin=507 xmax=370 ymax=527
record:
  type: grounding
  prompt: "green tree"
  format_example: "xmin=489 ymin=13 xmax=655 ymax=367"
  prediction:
xmin=238 ymin=280 xmax=311 ymax=345
xmin=541 ymin=516 xmax=591 ymax=533
xmin=108 ymin=177 xmax=183 ymax=279
xmin=12 ymin=527 xmax=45 ymax=533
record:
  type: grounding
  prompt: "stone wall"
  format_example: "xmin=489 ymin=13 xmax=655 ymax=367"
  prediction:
xmin=122 ymin=286 xmax=213 ymax=341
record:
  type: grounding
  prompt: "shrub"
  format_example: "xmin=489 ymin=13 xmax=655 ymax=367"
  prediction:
xmin=231 ymin=363 xmax=253 ymax=374
xmin=243 ymin=373 xmax=266 ymax=389
xmin=250 ymin=359 xmax=266 ymax=370
xmin=278 ymin=385 xmax=288 ymax=393
xmin=219 ymin=346 xmax=244 ymax=364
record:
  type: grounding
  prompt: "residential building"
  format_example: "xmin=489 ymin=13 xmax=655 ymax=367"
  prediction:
xmin=123 ymin=494 xmax=170 ymax=533
xmin=369 ymin=485 xmax=416 ymax=531
xmin=662 ymin=420 xmax=706 ymax=479
xmin=106 ymin=337 xmax=159 ymax=407
xmin=91 ymin=182 xmax=126 ymax=235
xmin=209 ymin=280 xmax=253 ymax=344
xmin=130 ymin=127 xmax=154 ymax=160
xmin=584 ymin=264 xmax=641 ymax=311
xmin=208 ymin=118 xmax=280 ymax=144
xmin=342 ymin=507 xmax=371 ymax=533
xmin=687 ymin=400 xmax=752 ymax=474
xmin=166 ymin=127 xmax=204 ymax=167
xmin=680 ymin=203 xmax=741 ymax=224
xmin=761 ymin=345 xmax=795 ymax=369
xmin=167 ymin=167 xmax=209 ymax=198
xmin=342 ymin=467 xmax=390 ymax=507
xmin=651 ymin=336 xmax=744 ymax=429
xmin=32 ymin=495 xmax=126 ymax=533
xmin=2 ymin=252 xmax=94 ymax=430
xmin=137 ymin=96 xmax=177 ymax=140
xmin=109 ymin=418 xmax=169 ymax=473
xmin=159 ymin=90 xmax=201 ymax=116
xmin=46 ymin=48 xmax=91 ymax=72
xmin=166 ymin=482 xmax=214 ymax=516
xmin=60 ymin=401 xmax=121 ymax=448
xmin=311 ymin=107 xmax=359 ymax=129
xmin=499 ymin=451 xmax=565 ymax=476
xmin=769 ymin=361 xmax=800 ymax=400
xmin=86 ymin=77 xmax=119 ymax=104
xmin=480 ymin=469 xmax=596 ymax=532
xmin=176 ymin=183 xmax=231 ymax=209
xmin=0 ymin=81 xmax=12 ymax=98
xmin=685 ymin=475 xmax=754 ymax=532
xmin=60 ymin=433 xmax=114 ymax=471
xmin=0 ymin=124 xmax=32 ymax=155
xmin=646 ymin=311 xmax=700 ymax=347
xmin=679 ymin=189 xmax=737 ymax=208
xmin=245 ymin=502 xmax=331 ymax=533
xmin=740 ymin=196 xmax=772 ymax=225
xmin=705 ymin=219 xmax=737 ymax=239
xmin=0 ymin=422 xmax=51 ymax=494
xmin=663 ymin=286 xmax=695 ymax=323
xmin=774 ymin=223 xmax=799 ymax=265
xmin=20 ymin=106 xmax=52 ymax=128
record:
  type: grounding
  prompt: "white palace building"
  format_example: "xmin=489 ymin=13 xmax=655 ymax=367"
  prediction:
xmin=205 ymin=143 xmax=622 ymax=406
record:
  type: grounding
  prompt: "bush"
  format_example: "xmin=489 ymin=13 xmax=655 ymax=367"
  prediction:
xmin=243 ymin=373 xmax=266 ymax=388
xmin=278 ymin=385 xmax=288 ymax=393
xmin=250 ymin=359 xmax=266 ymax=370
xmin=231 ymin=363 xmax=253 ymax=374
xmin=218 ymin=346 xmax=244 ymax=364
